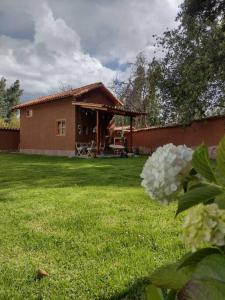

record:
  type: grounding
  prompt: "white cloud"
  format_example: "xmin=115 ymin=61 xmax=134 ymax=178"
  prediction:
xmin=49 ymin=0 xmax=182 ymax=64
xmin=0 ymin=2 xmax=117 ymax=98
xmin=0 ymin=0 xmax=182 ymax=100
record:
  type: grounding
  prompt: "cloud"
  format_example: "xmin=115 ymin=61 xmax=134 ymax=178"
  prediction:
xmin=48 ymin=0 xmax=182 ymax=64
xmin=0 ymin=0 xmax=182 ymax=100
xmin=0 ymin=2 xmax=117 ymax=99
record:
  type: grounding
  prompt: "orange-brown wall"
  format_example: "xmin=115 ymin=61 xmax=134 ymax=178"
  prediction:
xmin=82 ymin=90 xmax=114 ymax=106
xmin=20 ymin=97 xmax=75 ymax=156
xmin=127 ymin=116 xmax=225 ymax=154
xmin=0 ymin=129 xmax=20 ymax=151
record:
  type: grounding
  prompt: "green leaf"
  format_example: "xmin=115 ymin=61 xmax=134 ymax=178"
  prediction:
xmin=192 ymin=254 xmax=225 ymax=282
xmin=176 ymin=184 xmax=223 ymax=215
xmin=166 ymin=290 xmax=177 ymax=300
xmin=145 ymin=284 xmax=164 ymax=300
xmin=192 ymin=144 xmax=217 ymax=183
xmin=177 ymin=278 xmax=225 ymax=300
xmin=178 ymin=248 xmax=221 ymax=269
xmin=215 ymin=193 xmax=225 ymax=209
xmin=177 ymin=254 xmax=225 ymax=300
xmin=216 ymin=136 xmax=225 ymax=180
xmin=150 ymin=263 xmax=194 ymax=290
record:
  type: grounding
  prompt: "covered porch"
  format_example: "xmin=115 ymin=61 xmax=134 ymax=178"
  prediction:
xmin=72 ymin=101 xmax=145 ymax=157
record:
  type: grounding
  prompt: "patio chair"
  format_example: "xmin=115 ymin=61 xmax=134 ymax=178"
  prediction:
xmin=76 ymin=143 xmax=87 ymax=156
xmin=86 ymin=141 xmax=97 ymax=158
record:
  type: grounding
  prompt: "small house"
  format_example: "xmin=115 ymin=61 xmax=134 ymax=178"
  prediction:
xmin=13 ymin=82 xmax=144 ymax=156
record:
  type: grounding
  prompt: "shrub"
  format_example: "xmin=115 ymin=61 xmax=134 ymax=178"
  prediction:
xmin=141 ymin=137 xmax=225 ymax=300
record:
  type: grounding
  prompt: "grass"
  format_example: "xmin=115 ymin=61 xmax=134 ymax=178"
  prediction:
xmin=0 ymin=153 xmax=184 ymax=299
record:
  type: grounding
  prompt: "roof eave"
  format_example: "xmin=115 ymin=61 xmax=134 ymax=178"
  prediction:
xmin=12 ymin=82 xmax=123 ymax=110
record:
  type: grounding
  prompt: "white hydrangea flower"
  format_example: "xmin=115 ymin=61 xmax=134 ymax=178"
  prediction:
xmin=182 ymin=203 xmax=225 ymax=251
xmin=140 ymin=143 xmax=193 ymax=204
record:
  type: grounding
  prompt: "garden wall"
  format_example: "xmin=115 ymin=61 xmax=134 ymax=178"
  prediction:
xmin=0 ymin=128 xmax=20 ymax=151
xmin=127 ymin=116 xmax=225 ymax=154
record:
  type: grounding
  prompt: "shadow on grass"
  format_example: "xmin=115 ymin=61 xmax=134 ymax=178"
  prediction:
xmin=0 ymin=153 xmax=146 ymax=190
xmin=0 ymin=191 xmax=16 ymax=203
xmin=99 ymin=277 xmax=150 ymax=300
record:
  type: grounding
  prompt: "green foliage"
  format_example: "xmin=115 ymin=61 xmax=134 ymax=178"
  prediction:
xmin=150 ymin=263 xmax=194 ymax=290
xmin=191 ymin=254 xmax=225 ymax=282
xmin=145 ymin=284 xmax=164 ymax=300
xmin=0 ymin=77 xmax=22 ymax=122
xmin=178 ymin=247 xmax=222 ymax=269
xmin=178 ymin=278 xmax=225 ymax=300
xmin=0 ymin=116 xmax=20 ymax=128
xmin=156 ymin=0 xmax=225 ymax=124
xmin=192 ymin=144 xmax=217 ymax=183
xmin=178 ymin=254 xmax=225 ymax=300
xmin=114 ymin=0 xmax=225 ymax=125
xmin=176 ymin=184 xmax=223 ymax=215
xmin=216 ymin=136 xmax=225 ymax=181
xmin=112 ymin=54 xmax=163 ymax=127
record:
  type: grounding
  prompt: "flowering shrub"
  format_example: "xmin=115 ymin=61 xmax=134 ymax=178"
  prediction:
xmin=142 ymin=137 xmax=225 ymax=300
xmin=141 ymin=144 xmax=193 ymax=204
xmin=183 ymin=203 xmax=225 ymax=251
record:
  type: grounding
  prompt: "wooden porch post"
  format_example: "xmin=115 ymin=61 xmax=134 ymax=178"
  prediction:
xmin=129 ymin=116 xmax=133 ymax=153
xmin=74 ymin=103 xmax=77 ymax=156
xmin=96 ymin=110 xmax=100 ymax=154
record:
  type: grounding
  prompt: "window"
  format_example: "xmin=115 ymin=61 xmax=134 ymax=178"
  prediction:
xmin=26 ymin=109 xmax=33 ymax=117
xmin=57 ymin=120 xmax=66 ymax=136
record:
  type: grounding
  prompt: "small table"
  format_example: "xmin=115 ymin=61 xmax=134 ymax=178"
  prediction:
xmin=109 ymin=144 xmax=125 ymax=155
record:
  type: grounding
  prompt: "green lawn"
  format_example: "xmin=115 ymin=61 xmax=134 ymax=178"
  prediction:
xmin=0 ymin=153 xmax=184 ymax=299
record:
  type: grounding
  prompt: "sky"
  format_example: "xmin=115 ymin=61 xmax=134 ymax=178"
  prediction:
xmin=0 ymin=0 xmax=182 ymax=101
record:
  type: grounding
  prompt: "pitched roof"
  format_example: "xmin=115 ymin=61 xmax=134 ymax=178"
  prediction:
xmin=13 ymin=82 xmax=123 ymax=110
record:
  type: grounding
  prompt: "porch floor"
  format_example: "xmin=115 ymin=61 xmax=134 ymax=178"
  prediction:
xmin=75 ymin=153 xmax=135 ymax=159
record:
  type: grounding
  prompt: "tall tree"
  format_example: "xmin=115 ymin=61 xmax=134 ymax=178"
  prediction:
xmin=113 ymin=0 xmax=225 ymax=126
xmin=112 ymin=54 xmax=162 ymax=127
xmin=145 ymin=59 xmax=162 ymax=125
xmin=0 ymin=78 xmax=23 ymax=122
xmin=0 ymin=77 xmax=7 ymax=120
xmin=157 ymin=0 xmax=225 ymax=123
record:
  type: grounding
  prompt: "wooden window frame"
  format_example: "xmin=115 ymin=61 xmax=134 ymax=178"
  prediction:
xmin=56 ymin=119 xmax=66 ymax=136
xmin=26 ymin=109 xmax=33 ymax=118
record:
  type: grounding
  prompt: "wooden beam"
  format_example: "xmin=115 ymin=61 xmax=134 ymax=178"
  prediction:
xmin=96 ymin=110 xmax=100 ymax=154
xmin=72 ymin=101 xmax=147 ymax=117
xmin=129 ymin=116 xmax=133 ymax=153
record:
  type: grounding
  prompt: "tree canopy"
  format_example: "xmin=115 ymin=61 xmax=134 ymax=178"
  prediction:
xmin=0 ymin=77 xmax=23 ymax=124
xmin=113 ymin=0 xmax=225 ymax=126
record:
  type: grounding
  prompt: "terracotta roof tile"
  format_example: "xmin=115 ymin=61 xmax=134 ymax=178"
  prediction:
xmin=0 ymin=126 xmax=20 ymax=131
xmin=13 ymin=82 xmax=123 ymax=109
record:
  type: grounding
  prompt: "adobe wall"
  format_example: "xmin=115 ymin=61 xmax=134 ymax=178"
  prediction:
xmin=20 ymin=97 xmax=75 ymax=155
xmin=126 ymin=116 xmax=225 ymax=154
xmin=0 ymin=129 xmax=20 ymax=151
